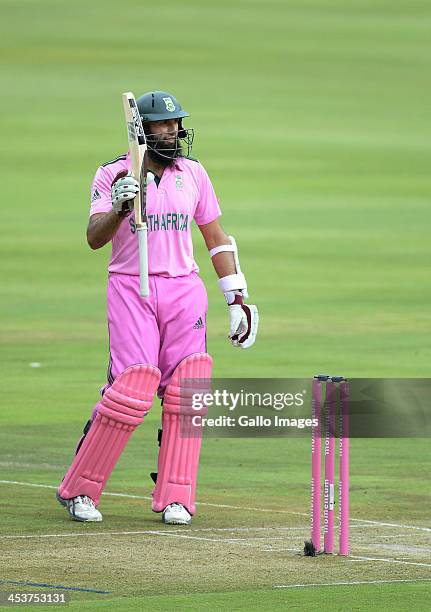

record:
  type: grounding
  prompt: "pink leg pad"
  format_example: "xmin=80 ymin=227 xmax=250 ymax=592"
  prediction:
xmin=152 ymin=353 xmax=213 ymax=515
xmin=58 ymin=364 xmax=161 ymax=505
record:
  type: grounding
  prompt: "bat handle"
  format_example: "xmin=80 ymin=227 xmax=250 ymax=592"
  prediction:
xmin=138 ymin=226 xmax=149 ymax=297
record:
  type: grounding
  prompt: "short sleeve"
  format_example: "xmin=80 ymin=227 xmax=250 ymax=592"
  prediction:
xmin=90 ymin=166 xmax=113 ymax=216
xmin=193 ymin=164 xmax=222 ymax=226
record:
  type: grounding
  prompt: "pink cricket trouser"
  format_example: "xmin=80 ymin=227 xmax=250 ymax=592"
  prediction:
xmin=69 ymin=272 xmax=209 ymax=507
xmin=105 ymin=271 xmax=208 ymax=397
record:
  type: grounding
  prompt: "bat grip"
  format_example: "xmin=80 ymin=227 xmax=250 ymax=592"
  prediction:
xmin=137 ymin=226 xmax=149 ymax=297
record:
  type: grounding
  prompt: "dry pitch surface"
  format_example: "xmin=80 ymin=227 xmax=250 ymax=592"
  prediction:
xmin=1 ymin=476 xmax=430 ymax=608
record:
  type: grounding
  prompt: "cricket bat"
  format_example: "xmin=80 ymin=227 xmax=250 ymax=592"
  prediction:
xmin=122 ymin=92 xmax=149 ymax=297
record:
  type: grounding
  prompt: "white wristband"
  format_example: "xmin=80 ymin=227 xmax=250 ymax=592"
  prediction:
xmin=218 ymin=273 xmax=247 ymax=293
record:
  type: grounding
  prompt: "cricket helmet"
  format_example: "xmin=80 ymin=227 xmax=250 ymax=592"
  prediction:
xmin=137 ymin=90 xmax=193 ymax=157
xmin=137 ymin=91 xmax=189 ymax=123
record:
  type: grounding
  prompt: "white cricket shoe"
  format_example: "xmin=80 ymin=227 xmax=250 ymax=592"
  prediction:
xmin=162 ymin=502 xmax=192 ymax=525
xmin=56 ymin=491 xmax=102 ymax=522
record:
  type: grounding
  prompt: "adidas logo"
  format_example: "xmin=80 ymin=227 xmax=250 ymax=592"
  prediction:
xmin=193 ymin=317 xmax=204 ymax=330
xmin=91 ymin=188 xmax=101 ymax=202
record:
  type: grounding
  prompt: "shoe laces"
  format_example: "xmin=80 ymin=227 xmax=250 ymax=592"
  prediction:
xmin=78 ymin=495 xmax=94 ymax=508
xmin=170 ymin=503 xmax=190 ymax=516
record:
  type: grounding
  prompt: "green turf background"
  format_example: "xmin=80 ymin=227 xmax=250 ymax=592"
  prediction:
xmin=0 ymin=0 xmax=430 ymax=609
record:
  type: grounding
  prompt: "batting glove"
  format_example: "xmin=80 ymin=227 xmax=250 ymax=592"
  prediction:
xmin=111 ymin=171 xmax=139 ymax=216
xmin=226 ymin=292 xmax=259 ymax=349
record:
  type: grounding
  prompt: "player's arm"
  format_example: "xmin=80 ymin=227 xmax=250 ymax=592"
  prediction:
xmin=87 ymin=211 xmax=125 ymax=249
xmin=198 ymin=219 xmax=259 ymax=349
xmin=87 ymin=170 xmax=139 ymax=250
xmin=198 ymin=219 xmax=236 ymax=277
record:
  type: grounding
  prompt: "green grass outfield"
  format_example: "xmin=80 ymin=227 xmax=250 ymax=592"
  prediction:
xmin=0 ymin=0 xmax=430 ymax=609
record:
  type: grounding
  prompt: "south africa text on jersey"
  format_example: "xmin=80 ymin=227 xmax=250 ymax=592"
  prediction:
xmin=129 ymin=213 xmax=189 ymax=233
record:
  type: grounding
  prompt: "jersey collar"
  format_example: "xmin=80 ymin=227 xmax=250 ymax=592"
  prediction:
xmin=125 ymin=150 xmax=185 ymax=172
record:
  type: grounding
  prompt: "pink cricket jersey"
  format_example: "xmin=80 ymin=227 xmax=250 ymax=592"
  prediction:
xmin=89 ymin=152 xmax=221 ymax=277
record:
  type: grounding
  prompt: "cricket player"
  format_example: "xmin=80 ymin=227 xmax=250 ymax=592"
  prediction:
xmin=56 ymin=91 xmax=258 ymax=524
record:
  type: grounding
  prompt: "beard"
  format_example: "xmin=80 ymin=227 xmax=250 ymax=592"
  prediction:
xmin=146 ymin=134 xmax=182 ymax=168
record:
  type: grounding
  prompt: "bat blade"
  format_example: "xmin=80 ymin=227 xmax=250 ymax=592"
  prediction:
xmin=122 ymin=92 xmax=147 ymax=226
xmin=122 ymin=91 xmax=149 ymax=297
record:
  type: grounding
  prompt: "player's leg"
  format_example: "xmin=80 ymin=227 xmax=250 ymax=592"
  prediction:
xmin=152 ymin=273 xmax=211 ymax=524
xmin=57 ymin=367 xmax=160 ymax=519
xmin=152 ymin=353 xmax=212 ymax=523
xmin=156 ymin=272 xmax=208 ymax=399
xmin=57 ymin=274 xmax=160 ymax=521
xmin=57 ymin=364 xmax=160 ymax=518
